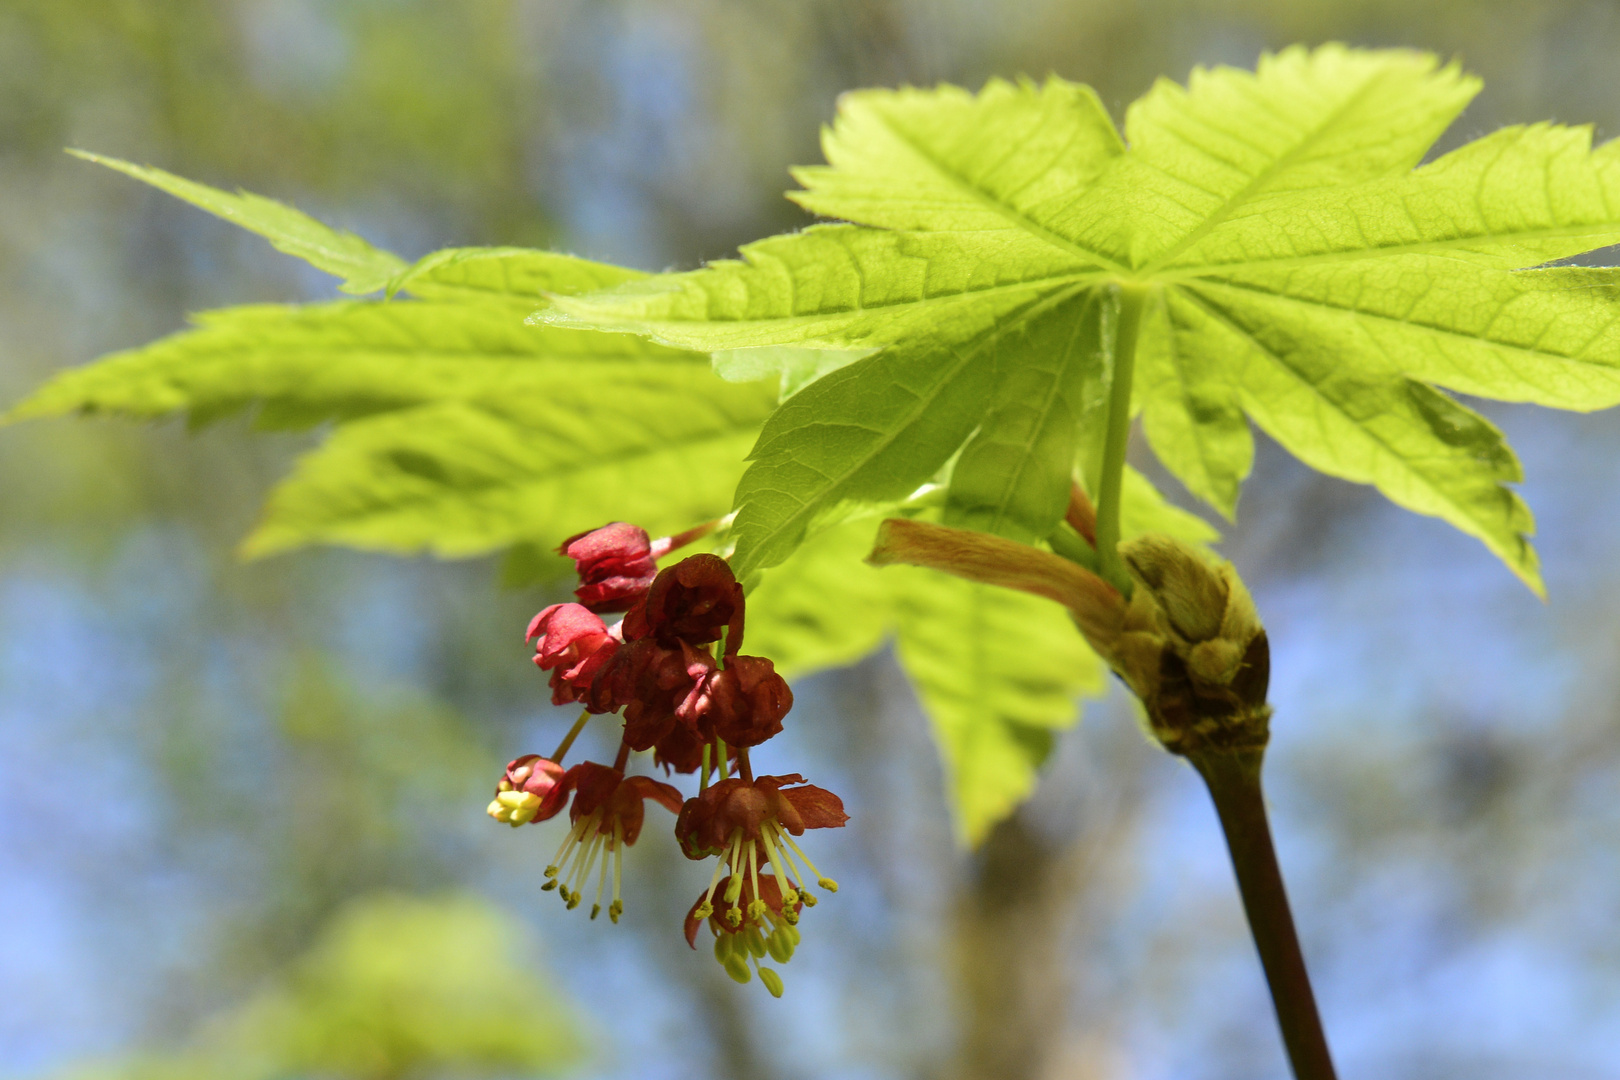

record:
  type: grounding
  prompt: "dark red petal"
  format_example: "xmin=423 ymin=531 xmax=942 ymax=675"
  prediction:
xmin=641 ymin=553 xmax=743 ymax=646
xmin=617 ymin=798 xmax=648 ymax=845
xmin=776 ymin=783 xmax=850 ymax=832
xmin=563 ymin=762 xmax=624 ymax=822
xmin=620 ymin=775 xmax=685 ymax=816
xmin=621 ymin=700 xmax=677 ymax=751
xmin=684 ymin=892 xmax=708 ymax=948
xmin=653 ymin=724 xmax=708 ymax=776
xmin=706 ymin=655 xmax=792 ymax=748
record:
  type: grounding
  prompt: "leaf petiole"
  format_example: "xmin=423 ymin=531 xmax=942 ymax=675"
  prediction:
xmin=1094 ymin=282 xmax=1149 ymax=593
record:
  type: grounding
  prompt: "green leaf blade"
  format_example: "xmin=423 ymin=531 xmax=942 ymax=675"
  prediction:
xmin=1202 ymin=264 xmax=1620 ymax=411
xmin=1057 ymin=45 xmax=1481 ymax=270
xmin=740 ymin=520 xmax=893 ymax=680
xmin=541 ymin=225 xmax=1096 ymax=351
xmin=890 ymin=569 xmax=1104 ymax=846
xmin=71 ymin=150 xmax=406 ymax=294
xmin=727 ymin=302 xmax=1069 ymax=577
xmin=793 ymin=76 xmax=1124 ymax=245
xmin=6 ymin=301 xmax=706 ymax=430
xmin=1135 ymin=287 xmax=1253 ymax=517
xmin=389 ymin=247 xmax=649 ymax=305
xmin=944 ymin=290 xmax=1105 ymax=542
xmin=1172 ymin=124 xmax=1620 ymax=274
xmin=1177 ymin=282 xmax=1541 ymax=591
xmin=242 ymin=378 xmax=776 ymax=559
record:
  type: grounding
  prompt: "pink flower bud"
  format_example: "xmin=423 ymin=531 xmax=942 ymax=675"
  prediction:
xmin=559 ymin=522 xmax=662 ymax=613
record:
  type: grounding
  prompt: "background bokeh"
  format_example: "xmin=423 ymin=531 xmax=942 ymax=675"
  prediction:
xmin=5 ymin=2 xmax=1620 ymax=1078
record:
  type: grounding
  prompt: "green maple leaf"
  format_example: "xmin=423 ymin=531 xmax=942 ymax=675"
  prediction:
xmin=9 ymin=155 xmax=769 ymax=564
xmin=547 ymin=45 xmax=1620 ymax=593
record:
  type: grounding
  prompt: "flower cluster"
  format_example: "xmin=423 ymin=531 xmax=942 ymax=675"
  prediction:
xmin=487 ymin=521 xmax=848 ymax=995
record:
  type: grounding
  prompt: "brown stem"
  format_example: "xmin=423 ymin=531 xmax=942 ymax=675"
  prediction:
xmin=1065 ymin=480 xmax=1098 ymax=547
xmin=1188 ymin=746 xmax=1337 ymax=1080
xmin=612 ymin=736 xmax=631 ymax=772
xmin=737 ymin=746 xmax=754 ymax=784
xmin=654 ymin=517 xmax=723 ymax=557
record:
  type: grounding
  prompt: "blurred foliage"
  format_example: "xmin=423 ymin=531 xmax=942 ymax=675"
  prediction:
xmin=59 ymin=894 xmax=583 ymax=1080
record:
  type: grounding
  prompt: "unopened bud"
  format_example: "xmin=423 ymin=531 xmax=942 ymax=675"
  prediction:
xmin=1112 ymin=534 xmax=1271 ymax=756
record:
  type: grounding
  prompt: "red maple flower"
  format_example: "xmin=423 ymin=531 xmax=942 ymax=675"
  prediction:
xmin=560 ymin=522 xmax=670 ymax=613
xmin=540 ymin=761 xmax=682 ymax=921
xmin=623 ymin=554 xmax=744 ymax=650
xmin=682 ymin=655 xmax=793 ymax=747
xmin=485 ymin=753 xmax=566 ymax=827
xmin=527 ymin=603 xmax=620 ymax=708
xmin=676 ymin=773 xmax=846 ymax=943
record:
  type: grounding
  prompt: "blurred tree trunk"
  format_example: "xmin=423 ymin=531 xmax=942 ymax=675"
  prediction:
xmin=947 ymin=812 xmax=1079 ymax=1080
xmin=946 ymin=720 xmax=1148 ymax=1080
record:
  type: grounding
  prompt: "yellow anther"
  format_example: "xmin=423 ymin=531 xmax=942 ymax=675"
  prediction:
xmin=608 ymin=900 xmax=623 ymax=924
xmin=485 ymin=800 xmax=504 ymax=820
xmin=780 ymin=888 xmax=799 ymax=907
xmin=540 ymin=880 xmax=557 ymax=892
xmin=723 ymin=954 xmax=752 ymax=984
xmin=766 ymin=929 xmax=794 ymax=963
xmin=693 ymin=901 xmax=713 ymax=920
xmin=566 ymin=892 xmax=581 ymax=910
xmin=714 ymin=934 xmax=732 ymax=963
xmin=590 ymin=904 xmax=601 ymax=920
xmin=818 ymin=878 xmax=839 ymax=893
xmin=747 ymin=899 xmax=768 ymax=922
xmin=781 ymin=908 xmax=800 ymax=925
xmin=723 ymin=875 xmax=744 ymax=904
xmin=758 ymin=967 xmax=785 ymax=998
xmin=543 ymin=865 xmax=559 ymax=879
xmin=725 ymin=905 xmax=742 ymax=927
xmin=741 ymin=928 xmax=767 ymax=959
xmin=496 ymin=790 xmax=535 ymax=810
xmin=799 ymin=890 xmax=818 ymax=908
